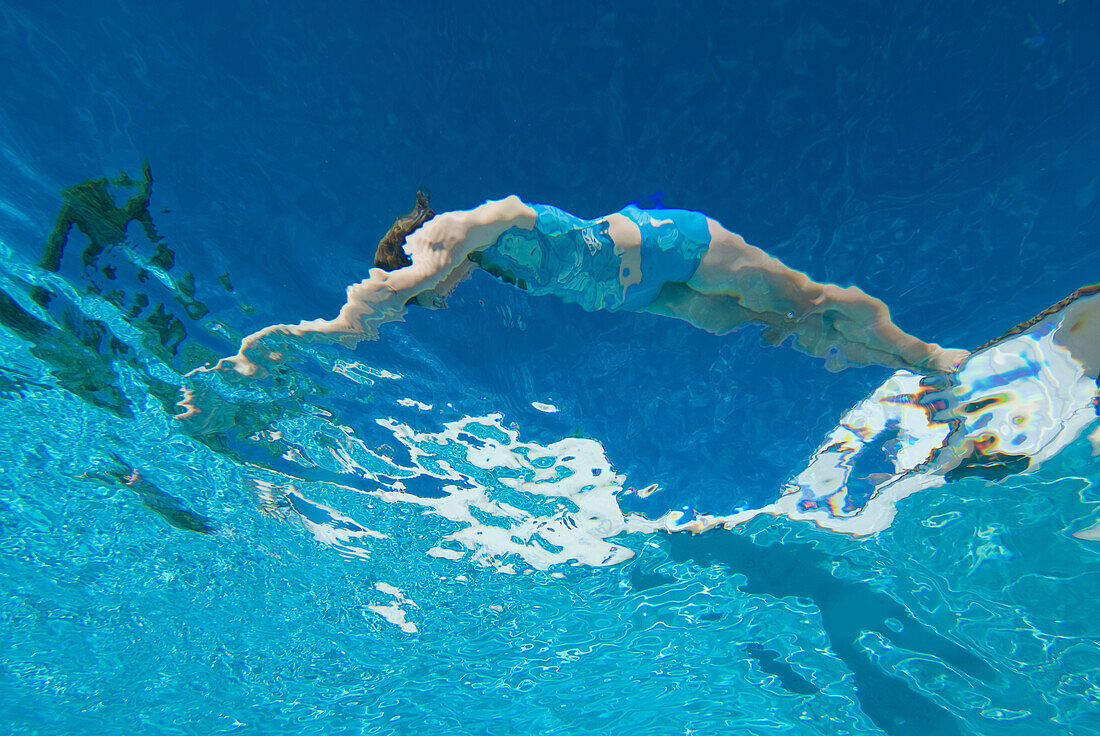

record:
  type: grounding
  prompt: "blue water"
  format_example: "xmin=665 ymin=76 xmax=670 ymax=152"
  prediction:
xmin=1 ymin=1 xmax=1099 ymax=734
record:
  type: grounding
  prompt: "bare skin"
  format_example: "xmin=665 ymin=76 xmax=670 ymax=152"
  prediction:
xmin=207 ymin=196 xmax=963 ymax=378
xmin=212 ymin=196 xmax=536 ymax=375
xmin=648 ymin=220 xmax=965 ymax=371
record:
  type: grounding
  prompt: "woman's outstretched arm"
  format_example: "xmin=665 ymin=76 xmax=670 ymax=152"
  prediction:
xmin=212 ymin=196 xmax=536 ymax=376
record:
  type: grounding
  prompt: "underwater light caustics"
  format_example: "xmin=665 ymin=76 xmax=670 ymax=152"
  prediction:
xmin=373 ymin=415 xmax=639 ymax=572
xmin=257 ymin=287 xmax=1100 ymax=586
xmin=644 ymin=284 xmax=1100 ymax=537
xmin=254 ymin=404 xmax=644 ymax=575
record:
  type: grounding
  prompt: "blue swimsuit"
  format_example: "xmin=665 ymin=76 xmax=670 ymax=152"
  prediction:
xmin=472 ymin=203 xmax=711 ymax=312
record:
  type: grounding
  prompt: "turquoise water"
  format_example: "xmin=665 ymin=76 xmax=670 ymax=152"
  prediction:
xmin=2 ymin=2 xmax=1100 ymax=735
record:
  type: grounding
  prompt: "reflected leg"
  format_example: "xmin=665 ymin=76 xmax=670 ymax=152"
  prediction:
xmin=642 ymin=281 xmax=930 ymax=371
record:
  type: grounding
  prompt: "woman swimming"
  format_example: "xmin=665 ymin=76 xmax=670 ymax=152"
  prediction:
xmin=219 ymin=193 xmax=966 ymax=376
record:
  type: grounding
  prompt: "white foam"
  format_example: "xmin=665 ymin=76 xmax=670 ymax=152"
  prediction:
xmin=426 ymin=546 xmax=464 ymax=560
xmin=397 ymin=398 xmax=433 ymax=411
xmin=332 ymin=359 xmax=403 ymax=386
xmin=374 ymin=414 xmax=634 ymax=571
xmin=1073 ymin=522 xmax=1100 ymax=541
xmin=367 ymin=583 xmax=418 ymax=633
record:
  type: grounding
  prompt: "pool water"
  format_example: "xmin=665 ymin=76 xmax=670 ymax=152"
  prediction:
xmin=1 ymin=2 xmax=1098 ymax=734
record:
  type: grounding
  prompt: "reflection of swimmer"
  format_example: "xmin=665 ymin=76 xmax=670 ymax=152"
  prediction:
xmin=667 ymin=529 xmax=990 ymax=735
xmin=657 ymin=284 xmax=1100 ymax=536
xmin=218 ymin=193 xmax=964 ymax=377
xmin=83 ymin=456 xmax=218 ymax=535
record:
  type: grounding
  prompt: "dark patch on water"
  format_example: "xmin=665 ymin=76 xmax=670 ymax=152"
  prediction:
xmin=389 ymin=473 xmax=451 ymax=500
xmin=945 ymin=452 xmax=1030 ymax=482
xmin=846 ymin=424 xmax=902 ymax=510
xmin=0 ymin=286 xmax=134 ymax=417
xmin=456 ymin=431 xmax=486 ymax=449
xmin=85 ymin=457 xmax=217 ymax=535
xmin=629 ymin=567 xmax=678 ymax=593
xmin=40 ymin=162 xmax=160 ymax=273
xmin=742 ymin=642 xmax=818 ymax=695
xmin=668 ymin=530 xmax=996 ymax=736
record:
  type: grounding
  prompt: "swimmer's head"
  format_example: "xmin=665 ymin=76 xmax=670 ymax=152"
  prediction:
xmin=374 ymin=189 xmax=433 ymax=272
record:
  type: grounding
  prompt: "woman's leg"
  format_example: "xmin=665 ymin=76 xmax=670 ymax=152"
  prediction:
xmin=672 ymin=219 xmax=965 ymax=371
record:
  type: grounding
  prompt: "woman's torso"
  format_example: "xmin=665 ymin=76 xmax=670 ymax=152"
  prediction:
xmin=472 ymin=203 xmax=711 ymax=312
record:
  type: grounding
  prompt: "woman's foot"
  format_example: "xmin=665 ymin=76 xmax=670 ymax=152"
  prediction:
xmin=922 ymin=346 xmax=969 ymax=373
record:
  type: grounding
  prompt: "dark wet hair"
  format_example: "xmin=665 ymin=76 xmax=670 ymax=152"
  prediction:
xmin=373 ymin=189 xmax=434 ymax=271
